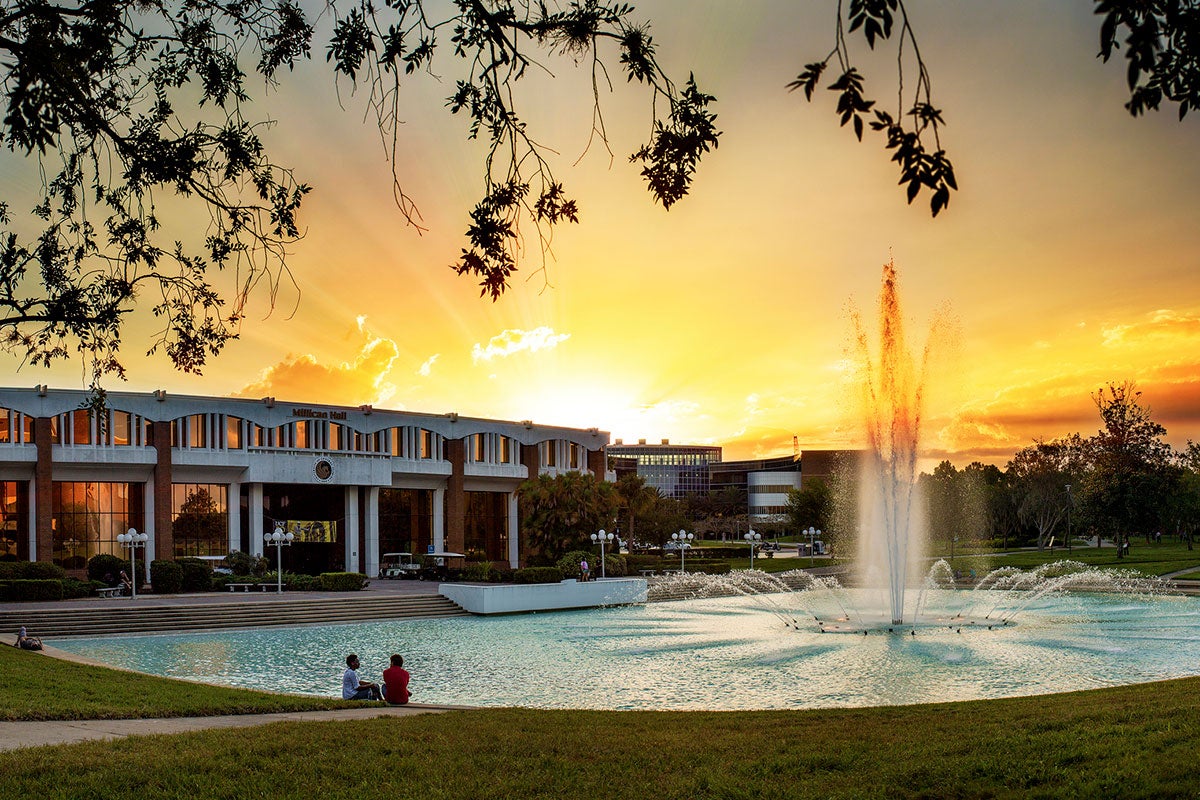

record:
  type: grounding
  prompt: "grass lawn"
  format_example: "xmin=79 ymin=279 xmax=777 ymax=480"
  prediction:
xmin=0 ymin=645 xmax=357 ymax=721
xmin=931 ymin=540 xmax=1200 ymax=579
xmin=3 ymin=669 xmax=1200 ymax=798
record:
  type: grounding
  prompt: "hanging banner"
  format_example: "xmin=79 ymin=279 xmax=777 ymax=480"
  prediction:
xmin=285 ymin=520 xmax=337 ymax=543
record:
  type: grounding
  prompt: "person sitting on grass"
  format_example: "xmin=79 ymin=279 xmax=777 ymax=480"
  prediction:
xmin=341 ymin=653 xmax=382 ymax=701
xmin=14 ymin=626 xmax=42 ymax=651
xmin=382 ymin=653 xmax=411 ymax=705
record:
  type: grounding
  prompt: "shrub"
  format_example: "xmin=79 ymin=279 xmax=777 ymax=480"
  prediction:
xmin=599 ymin=552 xmax=627 ymax=577
xmin=87 ymin=553 xmax=128 ymax=584
xmin=490 ymin=565 xmax=515 ymax=583
xmin=319 ymin=572 xmax=369 ymax=591
xmin=625 ymin=554 xmax=663 ymax=571
xmin=177 ymin=558 xmax=212 ymax=593
xmin=461 ymin=562 xmax=495 ymax=582
xmin=285 ymin=573 xmax=320 ymax=591
xmin=13 ymin=560 xmax=67 ymax=580
xmin=556 ymin=551 xmax=594 ymax=579
xmin=1 ymin=579 xmax=65 ymax=602
xmin=690 ymin=561 xmax=732 ymax=575
xmin=150 ymin=559 xmax=183 ymax=594
xmin=0 ymin=561 xmax=68 ymax=580
xmin=62 ymin=578 xmax=104 ymax=599
xmin=513 ymin=566 xmax=563 ymax=584
xmin=224 ymin=550 xmax=268 ymax=577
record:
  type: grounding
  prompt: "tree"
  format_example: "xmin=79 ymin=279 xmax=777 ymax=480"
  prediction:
xmin=1078 ymin=382 xmax=1172 ymax=557
xmin=517 ymin=471 xmax=617 ymax=562
xmin=1 ymin=0 xmax=714 ymax=384
xmin=786 ymin=478 xmax=832 ymax=535
xmin=791 ymin=1 xmax=1200 ymax=216
xmin=1007 ymin=439 xmax=1083 ymax=551
xmin=614 ymin=473 xmax=659 ymax=546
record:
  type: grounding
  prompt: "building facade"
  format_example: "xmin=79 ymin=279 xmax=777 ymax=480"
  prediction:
xmin=0 ymin=387 xmax=609 ymax=579
xmin=605 ymin=440 xmax=722 ymax=499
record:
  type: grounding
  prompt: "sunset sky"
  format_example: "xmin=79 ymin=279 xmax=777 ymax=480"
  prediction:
xmin=5 ymin=2 xmax=1199 ymax=467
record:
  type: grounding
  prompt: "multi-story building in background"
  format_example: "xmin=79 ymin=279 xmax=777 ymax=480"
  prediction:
xmin=605 ymin=440 xmax=722 ymax=499
xmin=612 ymin=439 xmax=856 ymax=522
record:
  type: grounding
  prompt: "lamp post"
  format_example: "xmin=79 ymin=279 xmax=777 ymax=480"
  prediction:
xmin=116 ymin=528 xmax=148 ymax=599
xmin=672 ymin=529 xmax=694 ymax=572
xmin=591 ymin=529 xmax=614 ymax=578
xmin=1065 ymin=484 xmax=1072 ymax=553
xmin=264 ymin=526 xmax=295 ymax=593
xmin=805 ymin=526 xmax=823 ymax=568
xmin=745 ymin=529 xmax=761 ymax=570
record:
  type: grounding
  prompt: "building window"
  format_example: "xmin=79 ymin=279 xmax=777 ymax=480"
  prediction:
xmin=500 ymin=436 xmax=511 ymax=464
xmin=329 ymin=423 xmax=343 ymax=451
xmin=51 ymin=481 xmax=142 ymax=570
xmin=72 ymin=410 xmax=92 ymax=445
xmin=226 ymin=416 xmax=242 ymax=449
xmin=187 ymin=414 xmax=208 ymax=448
xmin=463 ymin=491 xmax=508 ymax=562
xmin=473 ymin=434 xmax=486 ymax=462
xmin=378 ymin=488 xmax=434 ymax=556
xmin=545 ymin=441 xmax=557 ymax=468
xmin=0 ymin=409 xmax=10 ymax=444
xmin=1 ymin=480 xmax=28 ymax=560
xmin=172 ymin=483 xmax=229 ymax=557
xmin=295 ymin=420 xmax=310 ymax=449
xmin=420 ymin=429 xmax=433 ymax=459
xmin=111 ymin=411 xmax=131 ymax=446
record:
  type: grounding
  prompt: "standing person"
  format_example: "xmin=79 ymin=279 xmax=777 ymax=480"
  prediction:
xmin=580 ymin=558 xmax=589 ymax=582
xmin=341 ymin=654 xmax=382 ymax=701
xmin=382 ymin=653 xmax=411 ymax=705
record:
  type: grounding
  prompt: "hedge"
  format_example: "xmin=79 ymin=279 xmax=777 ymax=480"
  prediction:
xmin=319 ymin=572 xmax=369 ymax=591
xmin=513 ymin=566 xmax=563 ymax=584
xmin=87 ymin=554 xmax=128 ymax=584
xmin=0 ymin=561 xmax=67 ymax=580
xmin=150 ymin=559 xmax=183 ymax=594
xmin=0 ymin=579 xmax=65 ymax=602
xmin=177 ymin=558 xmax=212 ymax=593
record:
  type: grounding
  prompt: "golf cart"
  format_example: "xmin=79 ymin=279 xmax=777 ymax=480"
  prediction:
xmin=417 ymin=552 xmax=467 ymax=582
xmin=379 ymin=552 xmax=420 ymax=580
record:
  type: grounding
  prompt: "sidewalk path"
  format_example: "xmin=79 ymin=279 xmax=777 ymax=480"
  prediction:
xmin=0 ymin=704 xmax=459 ymax=752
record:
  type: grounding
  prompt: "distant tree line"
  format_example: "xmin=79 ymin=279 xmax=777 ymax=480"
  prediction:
xmin=912 ymin=382 xmax=1197 ymax=558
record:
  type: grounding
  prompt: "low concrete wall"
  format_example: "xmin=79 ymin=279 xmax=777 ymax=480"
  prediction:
xmin=439 ymin=578 xmax=647 ymax=615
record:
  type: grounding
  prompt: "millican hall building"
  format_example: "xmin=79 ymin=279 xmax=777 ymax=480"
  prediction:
xmin=0 ymin=387 xmax=609 ymax=579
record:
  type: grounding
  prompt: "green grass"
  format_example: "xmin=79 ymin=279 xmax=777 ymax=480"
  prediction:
xmin=4 ymin=675 xmax=1200 ymax=798
xmin=931 ymin=540 xmax=1200 ymax=579
xmin=0 ymin=645 xmax=358 ymax=721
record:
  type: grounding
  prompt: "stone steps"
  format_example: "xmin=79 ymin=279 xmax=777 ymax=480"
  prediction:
xmin=0 ymin=594 xmax=468 ymax=639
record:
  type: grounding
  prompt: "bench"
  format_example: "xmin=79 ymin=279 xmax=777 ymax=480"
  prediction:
xmin=226 ymin=583 xmax=256 ymax=592
xmin=638 ymin=569 xmax=657 ymax=576
xmin=97 ymin=587 xmax=123 ymax=599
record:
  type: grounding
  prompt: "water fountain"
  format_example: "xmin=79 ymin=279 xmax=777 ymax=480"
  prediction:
xmin=854 ymin=259 xmax=928 ymax=625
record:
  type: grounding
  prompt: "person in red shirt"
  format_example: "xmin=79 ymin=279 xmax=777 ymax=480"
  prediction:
xmin=382 ymin=653 xmax=411 ymax=705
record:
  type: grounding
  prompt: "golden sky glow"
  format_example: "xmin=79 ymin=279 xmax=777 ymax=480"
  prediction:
xmin=5 ymin=2 xmax=1199 ymax=466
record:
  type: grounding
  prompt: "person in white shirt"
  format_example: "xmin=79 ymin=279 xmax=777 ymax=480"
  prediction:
xmin=341 ymin=653 xmax=382 ymax=700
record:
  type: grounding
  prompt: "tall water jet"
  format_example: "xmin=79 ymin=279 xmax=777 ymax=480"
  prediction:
xmin=854 ymin=260 xmax=931 ymax=624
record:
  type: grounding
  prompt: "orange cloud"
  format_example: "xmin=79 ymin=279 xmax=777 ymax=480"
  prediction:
xmin=235 ymin=322 xmax=400 ymax=406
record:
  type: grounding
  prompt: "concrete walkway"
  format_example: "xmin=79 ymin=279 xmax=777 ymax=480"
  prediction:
xmin=0 ymin=703 xmax=458 ymax=752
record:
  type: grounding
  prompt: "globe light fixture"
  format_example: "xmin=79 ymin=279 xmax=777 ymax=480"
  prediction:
xmin=590 ymin=529 xmax=615 ymax=578
xmin=744 ymin=529 xmax=762 ymax=571
xmin=672 ymin=529 xmax=694 ymax=572
xmin=805 ymin=526 xmax=823 ymax=568
xmin=115 ymin=528 xmax=149 ymax=599
xmin=263 ymin=526 xmax=295 ymax=593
